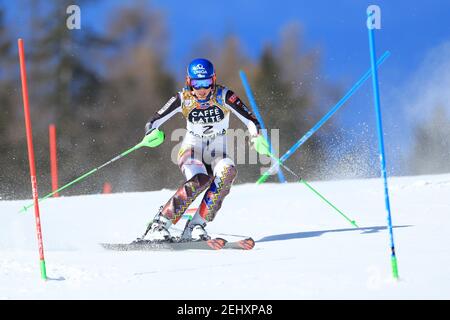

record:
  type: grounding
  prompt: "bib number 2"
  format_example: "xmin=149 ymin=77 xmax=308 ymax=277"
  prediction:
xmin=203 ymin=125 xmax=213 ymax=135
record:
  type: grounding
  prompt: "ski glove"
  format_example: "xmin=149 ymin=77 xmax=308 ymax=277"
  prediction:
xmin=142 ymin=128 xmax=165 ymax=148
xmin=251 ymin=135 xmax=271 ymax=156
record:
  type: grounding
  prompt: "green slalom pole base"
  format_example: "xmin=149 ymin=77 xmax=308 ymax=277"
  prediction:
xmin=40 ymin=259 xmax=48 ymax=280
xmin=391 ymin=256 xmax=399 ymax=280
xmin=256 ymin=172 xmax=270 ymax=184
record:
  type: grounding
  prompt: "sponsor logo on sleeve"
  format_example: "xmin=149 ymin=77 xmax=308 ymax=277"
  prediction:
xmin=157 ymin=96 xmax=176 ymax=114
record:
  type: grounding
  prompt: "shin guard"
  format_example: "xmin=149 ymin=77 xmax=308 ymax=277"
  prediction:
xmin=161 ymin=173 xmax=212 ymax=224
xmin=198 ymin=160 xmax=237 ymax=222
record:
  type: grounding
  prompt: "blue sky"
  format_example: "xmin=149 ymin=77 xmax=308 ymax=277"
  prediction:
xmin=5 ymin=0 xmax=448 ymax=95
xmin=4 ymin=0 xmax=450 ymax=175
xmin=147 ymin=0 xmax=449 ymax=80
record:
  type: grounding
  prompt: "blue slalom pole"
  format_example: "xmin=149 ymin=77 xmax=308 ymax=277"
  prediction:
xmin=257 ymin=51 xmax=391 ymax=184
xmin=239 ymin=70 xmax=287 ymax=183
xmin=367 ymin=16 xmax=399 ymax=279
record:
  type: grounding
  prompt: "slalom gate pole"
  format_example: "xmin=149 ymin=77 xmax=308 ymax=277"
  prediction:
xmin=367 ymin=12 xmax=399 ymax=279
xmin=18 ymin=38 xmax=47 ymax=280
xmin=239 ymin=70 xmax=287 ymax=183
xmin=267 ymin=153 xmax=358 ymax=228
xmin=256 ymin=51 xmax=391 ymax=184
xmin=49 ymin=124 xmax=59 ymax=197
xmin=19 ymin=134 xmax=157 ymax=213
xmin=103 ymin=182 xmax=112 ymax=194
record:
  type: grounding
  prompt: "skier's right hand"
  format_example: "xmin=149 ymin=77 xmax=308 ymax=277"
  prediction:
xmin=142 ymin=128 xmax=165 ymax=148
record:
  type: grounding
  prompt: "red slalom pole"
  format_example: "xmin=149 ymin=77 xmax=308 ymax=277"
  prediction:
xmin=102 ymin=182 xmax=112 ymax=194
xmin=18 ymin=38 xmax=48 ymax=280
xmin=49 ymin=124 xmax=59 ymax=197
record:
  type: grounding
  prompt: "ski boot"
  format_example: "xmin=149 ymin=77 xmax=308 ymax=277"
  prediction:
xmin=181 ymin=221 xmax=210 ymax=241
xmin=140 ymin=206 xmax=172 ymax=241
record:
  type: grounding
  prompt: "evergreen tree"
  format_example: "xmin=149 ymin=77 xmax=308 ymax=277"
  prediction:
xmin=21 ymin=1 xmax=108 ymax=197
xmin=95 ymin=3 xmax=177 ymax=194
xmin=0 ymin=7 xmax=11 ymax=146
xmin=0 ymin=6 xmax=26 ymax=199
xmin=251 ymin=30 xmax=327 ymax=182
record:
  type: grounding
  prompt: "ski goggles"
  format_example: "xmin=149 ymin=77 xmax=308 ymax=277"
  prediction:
xmin=190 ymin=78 xmax=214 ymax=89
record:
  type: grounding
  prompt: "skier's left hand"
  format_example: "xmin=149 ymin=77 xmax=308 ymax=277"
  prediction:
xmin=250 ymin=135 xmax=271 ymax=156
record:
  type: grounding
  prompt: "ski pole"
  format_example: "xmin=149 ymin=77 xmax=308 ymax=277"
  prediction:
xmin=239 ymin=70 xmax=287 ymax=183
xmin=256 ymin=51 xmax=391 ymax=184
xmin=19 ymin=133 xmax=161 ymax=213
xmin=266 ymin=152 xmax=358 ymax=228
xmin=299 ymin=179 xmax=358 ymax=228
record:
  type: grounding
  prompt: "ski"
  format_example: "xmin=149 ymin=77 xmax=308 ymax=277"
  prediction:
xmin=100 ymin=237 xmax=255 ymax=251
xmin=224 ymin=237 xmax=255 ymax=250
xmin=100 ymin=237 xmax=227 ymax=251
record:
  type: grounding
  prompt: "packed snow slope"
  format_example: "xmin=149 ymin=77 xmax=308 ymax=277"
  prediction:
xmin=1 ymin=173 xmax=449 ymax=299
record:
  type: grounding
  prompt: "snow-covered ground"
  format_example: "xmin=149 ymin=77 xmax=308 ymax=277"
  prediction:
xmin=1 ymin=173 xmax=449 ymax=299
